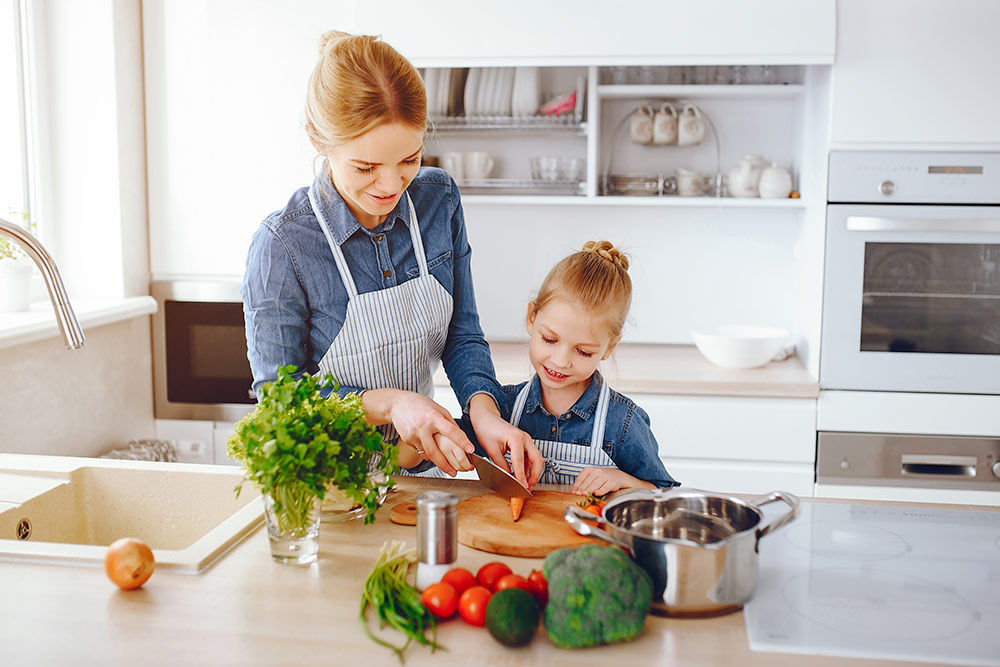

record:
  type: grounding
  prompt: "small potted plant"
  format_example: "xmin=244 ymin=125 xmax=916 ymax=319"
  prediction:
xmin=227 ymin=365 xmax=398 ymax=564
xmin=0 ymin=211 xmax=35 ymax=313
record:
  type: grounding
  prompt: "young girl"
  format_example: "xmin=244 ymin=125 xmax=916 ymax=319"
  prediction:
xmin=429 ymin=241 xmax=678 ymax=494
xmin=508 ymin=240 xmax=677 ymax=494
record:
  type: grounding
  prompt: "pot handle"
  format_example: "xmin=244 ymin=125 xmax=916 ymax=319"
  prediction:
xmin=563 ymin=505 xmax=631 ymax=550
xmin=750 ymin=490 xmax=801 ymax=541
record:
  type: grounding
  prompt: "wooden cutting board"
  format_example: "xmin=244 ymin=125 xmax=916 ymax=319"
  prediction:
xmin=457 ymin=491 xmax=599 ymax=558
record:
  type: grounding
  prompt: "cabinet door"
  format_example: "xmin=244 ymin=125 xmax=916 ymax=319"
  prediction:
xmin=663 ymin=458 xmax=814 ymax=496
xmin=353 ymin=1 xmax=834 ymax=66
xmin=830 ymin=0 xmax=1000 ymax=145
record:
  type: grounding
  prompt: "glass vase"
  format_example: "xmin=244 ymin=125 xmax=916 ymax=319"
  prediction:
xmin=262 ymin=486 xmax=321 ymax=565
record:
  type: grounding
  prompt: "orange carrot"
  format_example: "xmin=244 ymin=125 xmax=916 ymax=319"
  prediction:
xmin=510 ymin=496 xmax=525 ymax=522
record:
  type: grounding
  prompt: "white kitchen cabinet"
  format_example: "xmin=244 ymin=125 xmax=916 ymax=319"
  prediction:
xmin=352 ymin=0 xmax=835 ymax=67
xmin=830 ymin=0 xmax=1000 ymax=147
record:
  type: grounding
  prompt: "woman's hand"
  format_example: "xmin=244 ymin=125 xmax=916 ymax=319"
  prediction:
xmin=572 ymin=467 xmax=654 ymax=496
xmin=364 ymin=388 xmax=475 ymax=476
xmin=468 ymin=394 xmax=544 ymax=489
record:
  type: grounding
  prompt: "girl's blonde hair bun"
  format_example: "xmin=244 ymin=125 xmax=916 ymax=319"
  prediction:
xmin=582 ymin=240 xmax=630 ymax=271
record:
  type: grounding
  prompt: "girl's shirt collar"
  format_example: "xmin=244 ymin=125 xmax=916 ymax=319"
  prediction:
xmin=523 ymin=371 xmax=605 ymax=420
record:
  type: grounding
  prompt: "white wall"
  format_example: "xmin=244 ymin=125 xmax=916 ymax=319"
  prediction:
xmin=0 ymin=317 xmax=155 ymax=457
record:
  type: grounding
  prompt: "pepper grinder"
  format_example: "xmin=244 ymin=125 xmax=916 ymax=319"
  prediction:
xmin=415 ymin=490 xmax=458 ymax=590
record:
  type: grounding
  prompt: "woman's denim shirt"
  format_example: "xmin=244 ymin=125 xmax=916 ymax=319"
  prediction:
xmin=241 ymin=166 xmax=503 ymax=411
xmin=412 ymin=372 xmax=679 ymax=488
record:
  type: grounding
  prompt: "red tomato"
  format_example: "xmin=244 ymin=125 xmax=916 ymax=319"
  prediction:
xmin=440 ymin=567 xmax=477 ymax=596
xmin=526 ymin=569 xmax=548 ymax=607
xmin=494 ymin=573 xmax=532 ymax=594
xmin=421 ymin=582 xmax=458 ymax=619
xmin=457 ymin=585 xmax=492 ymax=626
xmin=476 ymin=561 xmax=513 ymax=591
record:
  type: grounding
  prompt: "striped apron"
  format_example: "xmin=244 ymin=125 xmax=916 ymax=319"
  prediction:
xmin=308 ymin=187 xmax=452 ymax=468
xmin=510 ymin=376 xmax=618 ymax=485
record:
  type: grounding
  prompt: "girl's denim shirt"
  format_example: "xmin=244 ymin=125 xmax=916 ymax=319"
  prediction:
xmin=241 ymin=166 xmax=503 ymax=412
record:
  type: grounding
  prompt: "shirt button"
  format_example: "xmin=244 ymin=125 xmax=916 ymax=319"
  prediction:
xmin=373 ymin=234 xmax=383 ymax=242
xmin=383 ymin=269 xmax=392 ymax=278
xmin=550 ymin=425 xmax=556 ymax=434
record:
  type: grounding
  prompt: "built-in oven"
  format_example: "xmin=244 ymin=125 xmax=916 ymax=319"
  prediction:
xmin=151 ymin=280 xmax=256 ymax=422
xmin=818 ymin=151 xmax=1000 ymax=502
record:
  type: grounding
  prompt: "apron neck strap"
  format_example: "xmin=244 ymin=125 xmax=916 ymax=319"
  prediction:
xmin=511 ymin=375 xmax=611 ymax=449
xmin=309 ymin=186 xmax=425 ymax=299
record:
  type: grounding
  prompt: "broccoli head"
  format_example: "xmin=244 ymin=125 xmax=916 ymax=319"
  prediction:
xmin=542 ymin=544 xmax=653 ymax=648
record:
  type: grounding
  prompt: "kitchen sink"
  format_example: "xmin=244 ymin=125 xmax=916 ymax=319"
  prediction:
xmin=0 ymin=455 xmax=262 ymax=573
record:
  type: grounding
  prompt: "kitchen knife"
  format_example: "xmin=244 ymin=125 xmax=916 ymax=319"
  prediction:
xmin=469 ymin=453 xmax=532 ymax=498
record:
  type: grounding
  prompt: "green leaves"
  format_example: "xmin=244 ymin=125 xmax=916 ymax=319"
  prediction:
xmin=226 ymin=365 xmax=399 ymax=524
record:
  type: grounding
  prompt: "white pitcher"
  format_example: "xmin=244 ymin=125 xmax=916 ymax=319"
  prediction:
xmin=727 ymin=154 xmax=768 ymax=198
xmin=758 ymin=162 xmax=794 ymax=199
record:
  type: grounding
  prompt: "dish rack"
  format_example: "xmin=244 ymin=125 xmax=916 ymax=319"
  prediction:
xmin=455 ymin=178 xmax=585 ymax=196
xmin=429 ymin=114 xmax=586 ymax=134
xmin=601 ymin=101 xmax=723 ymax=197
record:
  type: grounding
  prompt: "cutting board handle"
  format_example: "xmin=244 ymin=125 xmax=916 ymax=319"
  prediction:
xmin=563 ymin=505 xmax=630 ymax=550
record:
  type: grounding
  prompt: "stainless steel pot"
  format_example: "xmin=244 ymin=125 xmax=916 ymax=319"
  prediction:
xmin=565 ymin=488 xmax=799 ymax=616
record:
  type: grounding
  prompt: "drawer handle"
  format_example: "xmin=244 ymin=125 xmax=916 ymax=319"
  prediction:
xmin=900 ymin=454 xmax=977 ymax=477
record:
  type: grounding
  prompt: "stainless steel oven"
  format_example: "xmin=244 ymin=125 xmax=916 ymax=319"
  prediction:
xmin=821 ymin=150 xmax=1000 ymax=395
xmin=817 ymin=151 xmax=1000 ymax=503
xmin=152 ymin=280 xmax=256 ymax=421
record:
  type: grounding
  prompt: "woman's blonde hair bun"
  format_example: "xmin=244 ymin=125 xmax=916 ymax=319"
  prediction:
xmin=582 ymin=240 xmax=630 ymax=271
xmin=317 ymin=30 xmax=352 ymax=54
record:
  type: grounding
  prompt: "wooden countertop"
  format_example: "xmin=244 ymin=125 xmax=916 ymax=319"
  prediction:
xmin=0 ymin=477 xmax=971 ymax=667
xmin=436 ymin=342 xmax=819 ymax=399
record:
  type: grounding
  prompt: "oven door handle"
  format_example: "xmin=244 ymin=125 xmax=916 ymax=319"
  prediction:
xmin=846 ymin=216 xmax=1000 ymax=233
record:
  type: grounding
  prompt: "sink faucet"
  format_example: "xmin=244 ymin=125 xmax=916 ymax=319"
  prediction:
xmin=0 ymin=217 xmax=85 ymax=349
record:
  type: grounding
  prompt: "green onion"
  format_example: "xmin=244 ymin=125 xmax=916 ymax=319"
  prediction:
xmin=360 ymin=540 xmax=443 ymax=662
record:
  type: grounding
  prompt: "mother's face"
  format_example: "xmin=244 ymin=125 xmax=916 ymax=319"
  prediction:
xmin=325 ymin=123 xmax=424 ymax=230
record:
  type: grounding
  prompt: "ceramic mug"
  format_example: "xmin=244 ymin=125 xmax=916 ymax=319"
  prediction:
xmin=442 ymin=152 xmax=464 ymax=179
xmin=677 ymin=104 xmax=706 ymax=146
xmin=653 ymin=103 xmax=678 ymax=145
xmin=464 ymin=152 xmax=494 ymax=180
xmin=675 ymin=167 xmax=712 ymax=197
xmin=629 ymin=103 xmax=655 ymax=145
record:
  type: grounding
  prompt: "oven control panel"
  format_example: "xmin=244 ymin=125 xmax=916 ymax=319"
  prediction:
xmin=828 ymin=150 xmax=1000 ymax=204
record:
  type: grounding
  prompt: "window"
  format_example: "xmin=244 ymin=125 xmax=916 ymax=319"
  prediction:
xmin=0 ymin=0 xmax=29 ymax=225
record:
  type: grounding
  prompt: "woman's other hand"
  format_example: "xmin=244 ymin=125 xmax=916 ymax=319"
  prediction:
xmin=468 ymin=394 xmax=544 ymax=489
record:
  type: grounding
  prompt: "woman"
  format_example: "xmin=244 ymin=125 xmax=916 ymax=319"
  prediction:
xmin=241 ymin=30 xmax=543 ymax=486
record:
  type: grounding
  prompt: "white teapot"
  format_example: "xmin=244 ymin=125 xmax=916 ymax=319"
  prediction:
xmin=727 ymin=154 xmax=768 ymax=198
xmin=758 ymin=162 xmax=794 ymax=199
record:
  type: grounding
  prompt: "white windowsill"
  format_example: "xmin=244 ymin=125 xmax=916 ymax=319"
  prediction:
xmin=0 ymin=296 xmax=157 ymax=350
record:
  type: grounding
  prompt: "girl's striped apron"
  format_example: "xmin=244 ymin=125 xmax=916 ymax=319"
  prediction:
xmin=510 ymin=376 xmax=618 ymax=485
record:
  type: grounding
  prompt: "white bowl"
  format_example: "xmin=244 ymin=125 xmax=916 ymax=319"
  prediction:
xmin=690 ymin=325 xmax=790 ymax=369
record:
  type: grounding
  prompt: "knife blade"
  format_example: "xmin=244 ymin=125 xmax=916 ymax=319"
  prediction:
xmin=469 ymin=453 xmax=532 ymax=498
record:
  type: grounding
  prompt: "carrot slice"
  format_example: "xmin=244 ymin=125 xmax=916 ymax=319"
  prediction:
xmin=510 ymin=496 xmax=525 ymax=522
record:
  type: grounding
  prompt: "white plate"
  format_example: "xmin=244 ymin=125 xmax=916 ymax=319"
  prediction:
xmin=423 ymin=68 xmax=440 ymax=115
xmin=464 ymin=67 xmax=480 ymax=116
xmin=438 ymin=68 xmax=451 ymax=117
xmin=497 ymin=67 xmax=514 ymax=116
xmin=477 ymin=68 xmax=496 ymax=116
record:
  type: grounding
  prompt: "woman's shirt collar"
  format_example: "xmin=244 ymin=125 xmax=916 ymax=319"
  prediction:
xmin=308 ymin=166 xmax=411 ymax=245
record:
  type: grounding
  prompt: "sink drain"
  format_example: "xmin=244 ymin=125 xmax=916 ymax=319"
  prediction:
xmin=16 ymin=518 xmax=31 ymax=540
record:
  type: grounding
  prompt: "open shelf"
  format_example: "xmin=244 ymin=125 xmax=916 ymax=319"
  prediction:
xmin=597 ymin=84 xmax=805 ymax=100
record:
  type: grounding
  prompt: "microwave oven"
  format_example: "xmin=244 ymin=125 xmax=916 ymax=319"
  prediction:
xmin=151 ymin=280 xmax=256 ymax=421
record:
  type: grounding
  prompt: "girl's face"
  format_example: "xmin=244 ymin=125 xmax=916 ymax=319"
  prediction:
xmin=324 ymin=122 xmax=424 ymax=229
xmin=526 ymin=298 xmax=617 ymax=402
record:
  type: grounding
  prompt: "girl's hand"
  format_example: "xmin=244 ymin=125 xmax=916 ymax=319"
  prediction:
xmin=572 ymin=467 xmax=653 ymax=496
xmin=468 ymin=394 xmax=544 ymax=488
xmin=378 ymin=389 xmax=475 ymax=476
